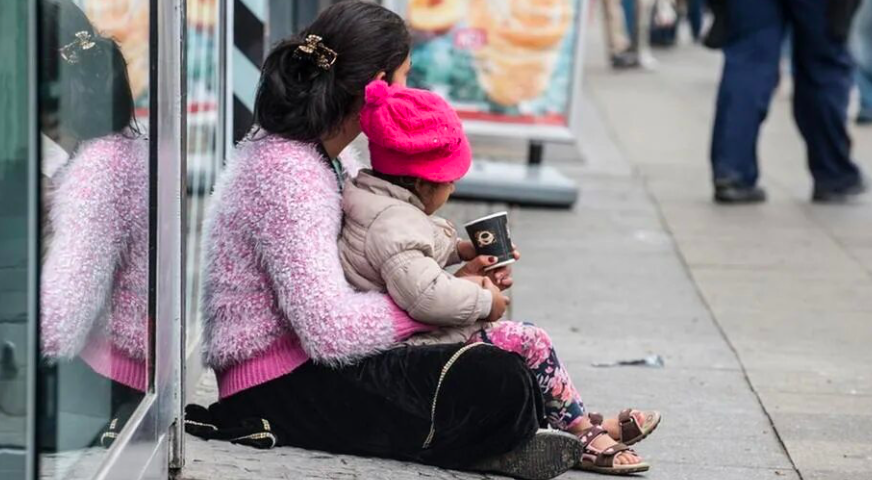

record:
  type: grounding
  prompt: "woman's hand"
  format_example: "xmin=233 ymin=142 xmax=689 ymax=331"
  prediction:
xmin=454 ymin=245 xmax=521 ymax=291
xmin=457 ymin=274 xmax=487 ymax=287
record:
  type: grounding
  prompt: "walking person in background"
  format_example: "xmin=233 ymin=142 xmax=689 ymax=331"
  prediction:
xmin=620 ymin=0 xmax=662 ymax=68
xmin=679 ymin=0 xmax=706 ymax=42
xmin=674 ymin=0 xmax=706 ymax=43
xmin=647 ymin=0 xmax=680 ymax=48
xmin=602 ymin=0 xmax=640 ymax=68
xmin=851 ymin=0 xmax=872 ymax=125
xmin=710 ymin=0 xmax=867 ymax=204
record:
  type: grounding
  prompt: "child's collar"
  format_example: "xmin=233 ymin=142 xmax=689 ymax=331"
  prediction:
xmin=352 ymin=169 xmax=427 ymax=212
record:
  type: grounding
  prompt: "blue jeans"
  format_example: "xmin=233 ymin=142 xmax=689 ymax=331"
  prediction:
xmin=687 ymin=0 xmax=705 ymax=40
xmin=851 ymin=0 xmax=872 ymax=114
xmin=710 ymin=0 xmax=862 ymax=190
xmin=622 ymin=0 xmax=636 ymax=41
xmin=624 ymin=0 xmax=706 ymax=41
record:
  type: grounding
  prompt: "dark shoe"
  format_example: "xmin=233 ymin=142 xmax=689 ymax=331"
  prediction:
xmin=468 ymin=429 xmax=582 ymax=480
xmin=714 ymin=182 xmax=767 ymax=204
xmin=812 ymin=179 xmax=868 ymax=203
xmin=857 ymin=109 xmax=872 ymax=125
xmin=611 ymin=51 xmax=640 ymax=70
xmin=98 ymin=400 xmax=139 ymax=448
xmin=184 ymin=404 xmax=278 ymax=449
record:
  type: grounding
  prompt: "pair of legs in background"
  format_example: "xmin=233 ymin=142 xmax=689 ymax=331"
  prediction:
xmin=710 ymin=0 xmax=865 ymax=201
xmin=602 ymin=0 xmax=656 ymax=69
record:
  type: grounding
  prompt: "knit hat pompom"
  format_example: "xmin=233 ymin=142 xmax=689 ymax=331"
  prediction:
xmin=364 ymin=80 xmax=393 ymax=107
xmin=360 ymin=80 xmax=472 ymax=183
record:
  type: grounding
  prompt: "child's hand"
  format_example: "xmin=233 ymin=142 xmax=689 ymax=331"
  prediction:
xmin=458 ymin=275 xmax=487 ymax=287
xmin=484 ymin=277 xmax=510 ymax=322
xmin=457 ymin=240 xmax=477 ymax=261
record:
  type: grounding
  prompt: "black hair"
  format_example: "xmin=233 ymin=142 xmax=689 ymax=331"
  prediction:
xmin=254 ymin=1 xmax=411 ymax=143
xmin=371 ymin=170 xmax=447 ymax=203
xmin=371 ymin=170 xmax=420 ymax=192
xmin=39 ymin=0 xmax=138 ymax=147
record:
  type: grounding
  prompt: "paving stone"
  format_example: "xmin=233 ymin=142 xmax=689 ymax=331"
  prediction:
xmin=748 ymin=369 xmax=872 ymax=398
xmin=779 ymin=439 xmax=872 ymax=476
xmin=564 ymin=464 xmax=801 ymax=480
xmin=802 ymin=468 xmax=872 ymax=480
xmin=691 ymin=268 xmax=872 ymax=315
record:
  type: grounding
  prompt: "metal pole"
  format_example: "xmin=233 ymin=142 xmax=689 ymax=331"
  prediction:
xmin=528 ymin=142 xmax=544 ymax=166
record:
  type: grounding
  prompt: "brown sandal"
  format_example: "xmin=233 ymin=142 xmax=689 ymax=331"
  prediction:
xmin=618 ymin=408 xmax=661 ymax=446
xmin=576 ymin=415 xmax=650 ymax=475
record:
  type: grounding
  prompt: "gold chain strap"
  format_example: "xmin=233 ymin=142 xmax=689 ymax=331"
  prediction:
xmin=422 ymin=343 xmax=484 ymax=449
xmin=229 ymin=419 xmax=276 ymax=449
xmin=184 ymin=419 xmax=218 ymax=431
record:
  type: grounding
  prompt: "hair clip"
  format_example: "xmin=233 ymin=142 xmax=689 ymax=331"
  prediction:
xmin=293 ymin=34 xmax=338 ymax=71
xmin=59 ymin=31 xmax=97 ymax=64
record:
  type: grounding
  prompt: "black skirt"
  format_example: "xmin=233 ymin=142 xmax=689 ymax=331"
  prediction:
xmin=195 ymin=343 xmax=545 ymax=469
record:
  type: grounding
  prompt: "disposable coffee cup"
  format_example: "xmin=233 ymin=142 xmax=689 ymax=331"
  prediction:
xmin=464 ymin=211 xmax=515 ymax=272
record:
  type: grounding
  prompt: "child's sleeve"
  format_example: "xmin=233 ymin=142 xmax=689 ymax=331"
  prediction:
xmin=366 ymin=207 xmax=493 ymax=326
xmin=432 ymin=216 xmax=464 ymax=267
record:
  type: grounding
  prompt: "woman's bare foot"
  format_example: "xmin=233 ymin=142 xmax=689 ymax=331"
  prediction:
xmin=569 ymin=416 xmax=644 ymax=466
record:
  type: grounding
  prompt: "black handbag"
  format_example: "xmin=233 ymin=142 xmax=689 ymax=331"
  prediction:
xmin=703 ymin=0 xmax=728 ymax=49
xmin=827 ymin=0 xmax=863 ymax=42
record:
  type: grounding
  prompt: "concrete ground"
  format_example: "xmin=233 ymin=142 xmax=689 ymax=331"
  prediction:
xmin=183 ymin=20 xmax=872 ymax=480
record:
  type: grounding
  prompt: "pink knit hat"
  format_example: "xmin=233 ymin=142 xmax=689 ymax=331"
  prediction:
xmin=360 ymin=80 xmax=472 ymax=183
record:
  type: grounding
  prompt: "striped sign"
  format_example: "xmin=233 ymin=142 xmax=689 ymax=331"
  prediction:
xmin=232 ymin=0 xmax=266 ymax=143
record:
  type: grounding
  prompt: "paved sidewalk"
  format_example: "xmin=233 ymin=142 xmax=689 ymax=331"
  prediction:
xmin=588 ymin=42 xmax=872 ymax=480
xmin=583 ymin=27 xmax=872 ymax=480
xmin=183 ymin=21 xmax=872 ymax=480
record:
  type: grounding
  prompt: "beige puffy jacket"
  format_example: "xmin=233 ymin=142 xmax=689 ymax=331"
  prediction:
xmin=339 ymin=171 xmax=493 ymax=328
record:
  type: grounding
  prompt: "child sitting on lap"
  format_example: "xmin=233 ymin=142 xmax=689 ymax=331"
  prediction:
xmin=339 ymin=80 xmax=508 ymax=345
xmin=339 ymin=78 xmax=590 ymax=422
xmin=337 ymin=80 xmax=656 ymax=475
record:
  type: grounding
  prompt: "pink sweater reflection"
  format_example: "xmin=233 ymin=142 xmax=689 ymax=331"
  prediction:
xmin=40 ymin=134 xmax=148 ymax=392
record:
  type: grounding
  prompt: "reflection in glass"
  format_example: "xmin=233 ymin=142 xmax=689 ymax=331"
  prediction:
xmin=0 ymin=1 xmax=34 ymax=479
xmin=37 ymin=0 xmax=148 ymax=474
xmin=185 ymin=0 xmax=221 ymax=354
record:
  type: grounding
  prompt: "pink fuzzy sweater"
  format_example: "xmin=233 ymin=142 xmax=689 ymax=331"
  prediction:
xmin=41 ymin=134 xmax=149 ymax=392
xmin=201 ymin=134 xmax=433 ymax=398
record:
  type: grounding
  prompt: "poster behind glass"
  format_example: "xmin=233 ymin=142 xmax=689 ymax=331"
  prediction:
xmin=400 ymin=0 xmax=582 ymax=129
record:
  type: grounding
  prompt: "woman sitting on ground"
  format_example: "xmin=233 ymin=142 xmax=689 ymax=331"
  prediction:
xmin=187 ymin=2 xmax=657 ymax=478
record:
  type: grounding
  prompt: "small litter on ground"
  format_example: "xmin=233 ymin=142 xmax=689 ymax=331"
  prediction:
xmin=591 ymin=355 xmax=665 ymax=368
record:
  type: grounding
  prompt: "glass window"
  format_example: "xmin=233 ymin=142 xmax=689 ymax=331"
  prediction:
xmin=0 ymin=1 xmax=35 ymax=479
xmin=185 ymin=0 xmax=222 ymax=358
xmin=37 ymin=0 xmax=150 ymax=477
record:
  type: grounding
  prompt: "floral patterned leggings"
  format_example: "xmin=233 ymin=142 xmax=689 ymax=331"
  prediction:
xmin=466 ymin=321 xmax=585 ymax=431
